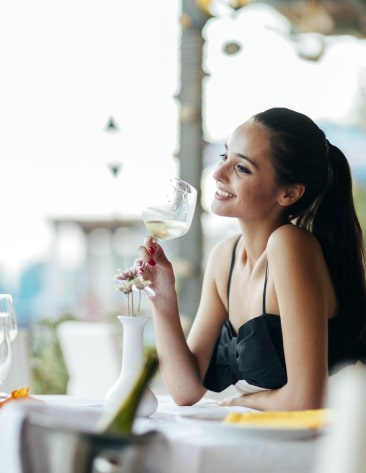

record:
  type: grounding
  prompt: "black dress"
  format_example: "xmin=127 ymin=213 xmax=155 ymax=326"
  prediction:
xmin=204 ymin=237 xmax=348 ymax=393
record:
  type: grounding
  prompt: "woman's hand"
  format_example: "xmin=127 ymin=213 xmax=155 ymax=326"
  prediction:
xmin=136 ymin=236 xmax=176 ymax=300
xmin=218 ymin=393 xmax=248 ymax=407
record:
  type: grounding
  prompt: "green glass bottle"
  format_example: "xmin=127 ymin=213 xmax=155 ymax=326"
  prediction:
xmin=98 ymin=347 xmax=159 ymax=435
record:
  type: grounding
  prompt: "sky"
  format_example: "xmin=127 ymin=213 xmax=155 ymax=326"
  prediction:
xmin=1 ymin=1 xmax=366 ymax=283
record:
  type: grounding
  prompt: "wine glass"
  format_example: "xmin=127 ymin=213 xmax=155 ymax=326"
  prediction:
xmin=0 ymin=313 xmax=12 ymax=392
xmin=142 ymin=178 xmax=197 ymax=241
xmin=0 ymin=294 xmax=18 ymax=342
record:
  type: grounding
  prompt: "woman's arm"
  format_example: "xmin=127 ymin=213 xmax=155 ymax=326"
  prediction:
xmin=138 ymin=236 xmax=231 ymax=405
xmin=220 ymin=225 xmax=332 ymax=411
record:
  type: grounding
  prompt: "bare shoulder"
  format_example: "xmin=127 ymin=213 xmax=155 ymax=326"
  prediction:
xmin=205 ymin=234 xmax=241 ymax=279
xmin=267 ymin=224 xmax=326 ymax=277
xmin=267 ymin=224 xmax=321 ymax=256
xmin=209 ymin=234 xmax=240 ymax=262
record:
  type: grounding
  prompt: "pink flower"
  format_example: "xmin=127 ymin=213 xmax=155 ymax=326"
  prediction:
xmin=113 ymin=264 xmax=152 ymax=316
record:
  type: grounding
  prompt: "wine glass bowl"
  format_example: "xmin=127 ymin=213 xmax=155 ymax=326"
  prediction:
xmin=0 ymin=313 xmax=12 ymax=388
xmin=0 ymin=294 xmax=18 ymax=342
xmin=142 ymin=178 xmax=197 ymax=241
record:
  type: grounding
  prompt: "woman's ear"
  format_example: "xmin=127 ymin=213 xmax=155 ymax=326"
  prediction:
xmin=278 ymin=184 xmax=305 ymax=207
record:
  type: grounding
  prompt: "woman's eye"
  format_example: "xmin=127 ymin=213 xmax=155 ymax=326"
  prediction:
xmin=218 ymin=154 xmax=251 ymax=174
xmin=236 ymin=164 xmax=251 ymax=174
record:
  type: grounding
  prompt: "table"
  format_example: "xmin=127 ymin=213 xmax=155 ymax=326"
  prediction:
xmin=0 ymin=394 xmax=323 ymax=473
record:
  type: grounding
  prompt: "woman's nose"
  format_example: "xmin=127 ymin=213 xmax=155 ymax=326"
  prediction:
xmin=213 ymin=162 xmax=227 ymax=182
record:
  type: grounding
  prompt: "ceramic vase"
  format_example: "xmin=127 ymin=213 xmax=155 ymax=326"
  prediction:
xmin=104 ymin=316 xmax=158 ymax=417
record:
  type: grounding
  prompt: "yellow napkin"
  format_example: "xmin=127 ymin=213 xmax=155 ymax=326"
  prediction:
xmin=223 ymin=409 xmax=333 ymax=429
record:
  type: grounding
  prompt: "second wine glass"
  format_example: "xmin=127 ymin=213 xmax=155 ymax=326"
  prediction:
xmin=142 ymin=178 xmax=197 ymax=241
xmin=0 ymin=294 xmax=18 ymax=342
xmin=0 ymin=313 xmax=12 ymax=391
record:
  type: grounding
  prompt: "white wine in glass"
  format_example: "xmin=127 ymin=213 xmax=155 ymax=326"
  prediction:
xmin=144 ymin=220 xmax=190 ymax=241
xmin=142 ymin=178 xmax=197 ymax=241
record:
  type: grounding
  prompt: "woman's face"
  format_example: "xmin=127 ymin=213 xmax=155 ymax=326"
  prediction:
xmin=211 ymin=119 xmax=285 ymax=221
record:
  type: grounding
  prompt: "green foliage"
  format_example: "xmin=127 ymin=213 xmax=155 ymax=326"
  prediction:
xmin=31 ymin=314 xmax=75 ymax=394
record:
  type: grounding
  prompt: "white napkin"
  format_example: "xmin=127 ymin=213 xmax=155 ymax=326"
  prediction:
xmin=0 ymin=401 xmax=43 ymax=473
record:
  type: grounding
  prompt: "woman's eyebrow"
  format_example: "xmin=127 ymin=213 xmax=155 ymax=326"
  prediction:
xmin=224 ymin=143 xmax=258 ymax=169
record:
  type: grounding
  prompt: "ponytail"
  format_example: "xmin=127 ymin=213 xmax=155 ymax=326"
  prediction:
xmin=314 ymin=143 xmax=366 ymax=358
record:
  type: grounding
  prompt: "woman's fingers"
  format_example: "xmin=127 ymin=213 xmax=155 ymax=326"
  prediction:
xmin=135 ymin=237 xmax=176 ymax=298
xmin=136 ymin=246 xmax=157 ymax=269
xmin=144 ymin=235 xmax=157 ymax=252
xmin=138 ymin=237 xmax=167 ymax=267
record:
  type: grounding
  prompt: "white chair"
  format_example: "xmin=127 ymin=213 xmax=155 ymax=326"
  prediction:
xmin=57 ymin=321 xmax=121 ymax=399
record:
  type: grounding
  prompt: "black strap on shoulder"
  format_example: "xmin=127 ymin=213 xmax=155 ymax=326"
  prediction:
xmin=227 ymin=236 xmax=241 ymax=310
xmin=262 ymin=262 xmax=269 ymax=313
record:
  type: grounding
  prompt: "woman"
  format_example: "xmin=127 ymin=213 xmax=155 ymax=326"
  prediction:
xmin=138 ymin=107 xmax=366 ymax=411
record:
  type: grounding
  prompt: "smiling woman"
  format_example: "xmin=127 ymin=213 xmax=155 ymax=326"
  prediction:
xmin=137 ymin=107 xmax=366 ymax=412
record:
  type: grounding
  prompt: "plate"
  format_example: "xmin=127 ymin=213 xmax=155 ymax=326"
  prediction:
xmin=177 ymin=411 xmax=324 ymax=441
xmin=35 ymin=395 xmax=103 ymax=408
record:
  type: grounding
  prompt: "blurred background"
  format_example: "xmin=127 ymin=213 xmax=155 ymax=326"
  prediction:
xmin=1 ymin=0 xmax=366 ymax=395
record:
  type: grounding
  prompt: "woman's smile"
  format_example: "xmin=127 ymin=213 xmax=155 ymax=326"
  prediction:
xmin=215 ymin=186 xmax=236 ymax=200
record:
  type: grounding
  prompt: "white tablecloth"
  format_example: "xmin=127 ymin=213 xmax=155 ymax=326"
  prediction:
xmin=0 ymin=394 xmax=322 ymax=473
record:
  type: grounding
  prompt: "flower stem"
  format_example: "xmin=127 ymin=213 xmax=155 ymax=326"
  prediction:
xmin=137 ymin=290 xmax=141 ymax=315
xmin=128 ymin=293 xmax=132 ymax=316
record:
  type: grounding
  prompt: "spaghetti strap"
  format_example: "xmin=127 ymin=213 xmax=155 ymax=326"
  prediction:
xmin=227 ymin=236 xmax=241 ymax=311
xmin=262 ymin=262 xmax=269 ymax=313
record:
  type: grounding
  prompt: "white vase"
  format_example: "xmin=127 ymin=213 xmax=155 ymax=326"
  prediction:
xmin=104 ymin=315 xmax=158 ymax=417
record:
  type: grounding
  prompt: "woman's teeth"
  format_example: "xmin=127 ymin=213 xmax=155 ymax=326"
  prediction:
xmin=216 ymin=189 xmax=235 ymax=198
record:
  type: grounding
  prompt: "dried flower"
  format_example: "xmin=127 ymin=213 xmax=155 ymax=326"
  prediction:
xmin=113 ymin=264 xmax=152 ymax=316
